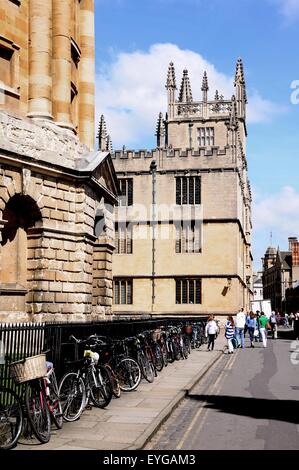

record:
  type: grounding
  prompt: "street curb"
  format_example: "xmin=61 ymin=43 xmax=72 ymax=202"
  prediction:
xmin=128 ymin=345 xmax=226 ymax=450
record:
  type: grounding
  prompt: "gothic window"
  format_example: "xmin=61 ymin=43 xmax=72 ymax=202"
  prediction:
xmin=175 ymin=221 xmax=201 ymax=253
xmin=114 ymin=279 xmax=133 ymax=304
xmin=197 ymin=127 xmax=214 ymax=147
xmin=176 ymin=177 xmax=201 ymax=205
xmin=115 ymin=223 xmax=133 ymax=254
xmin=175 ymin=279 xmax=202 ymax=304
xmin=118 ymin=179 xmax=133 ymax=206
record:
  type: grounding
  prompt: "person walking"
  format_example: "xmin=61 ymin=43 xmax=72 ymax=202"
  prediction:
xmin=205 ymin=315 xmax=218 ymax=351
xmin=225 ymin=316 xmax=235 ymax=354
xmin=269 ymin=311 xmax=278 ymax=339
xmin=235 ymin=307 xmax=246 ymax=349
xmin=246 ymin=311 xmax=257 ymax=348
xmin=255 ymin=311 xmax=262 ymax=343
xmin=289 ymin=312 xmax=295 ymax=329
xmin=294 ymin=312 xmax=299 ymax=341
xmin=259 ymin=311 xmax=269 ymax=348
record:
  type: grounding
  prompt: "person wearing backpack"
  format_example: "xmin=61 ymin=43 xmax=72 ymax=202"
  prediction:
xmin=225 ymin=316 xmax=235 ymax=354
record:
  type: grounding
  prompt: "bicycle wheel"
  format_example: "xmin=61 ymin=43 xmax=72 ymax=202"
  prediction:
xmin=90 ymin=366 xmax=112 ymax=409
xmin=0 ymin=387 xmax=23 ymax=450
xmin=59 ymin=372 xmax=86 ymax=422
xmin=47 ymin=371 xmax=63 ymax=429
xmin=25 ymin=381 xmax=51 ymax=444
xmin=105 ymin=364 xmax=121 ymax=399
xmin=115 ymin=358 xmax=141 ymax=392
xmin=167 ymin=341 xmax=175 ymax=363
xmin=160 ymin=343 xmax=168 ymax=367
xmin=153 ymin=344 xmax=164 ymax=372
xmin=138 ymin=352 xmax=155 ymax=383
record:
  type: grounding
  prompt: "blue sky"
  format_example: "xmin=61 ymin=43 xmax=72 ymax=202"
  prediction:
xmin=94 ymin=0 xmax=299 ymax=270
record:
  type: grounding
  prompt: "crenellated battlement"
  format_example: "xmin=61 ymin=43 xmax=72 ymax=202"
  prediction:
xmin=112 ymin=146 xmax=230 ymax=161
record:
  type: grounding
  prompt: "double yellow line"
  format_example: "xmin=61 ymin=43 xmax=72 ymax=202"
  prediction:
xmin=176 ymin=352 xmax=238 ymax=450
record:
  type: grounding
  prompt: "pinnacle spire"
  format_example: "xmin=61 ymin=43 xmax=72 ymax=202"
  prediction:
xmin=166 ymin=62 xmax=177 ymax=89
xmin=178 ymin=69 xmax=193 ymax=103
xmin=156 ymin=112 xmax=165 ymax=148
xmin=97 ymin=114 xmax=107 ymax=151
xmin=201 ymin=71 xmax=209 ymax=92
xmin=106 ymin=134 xmax=113 ymax=153
xmin=229 ymin=95 xmax=238 ymax=128
xmin=234 ymin=58 xmax=245 ymax=85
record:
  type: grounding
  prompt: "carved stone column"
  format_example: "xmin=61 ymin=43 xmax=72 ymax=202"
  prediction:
xmin=27 ymin=0 xmax=53 ymax=120
xmin=52 ymin=0 xmax=73 ymax=130
xmin=79 ymin=0 xmax=95 ymax=150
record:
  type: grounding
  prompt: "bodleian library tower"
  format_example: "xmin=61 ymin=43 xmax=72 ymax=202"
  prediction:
xmin=102 ymin=61 xmax=253 ymax=318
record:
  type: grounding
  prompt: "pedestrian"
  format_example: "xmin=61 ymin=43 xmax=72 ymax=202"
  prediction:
xmin=259 ymin=311 xmax=270 ymax=348
xmin=225 ymin=316 xmax=235 ymax=354
xmin=246 ymin=311 xmax=257 ymax=348
xmin=255 ymin=311 xmax=262 ymax=342
xmin=289 ymin=312 xmax=295 ymax=329
xmin=269 ymin=311 xmax=278 ymax=339
xmin=284 ymin=312 xmax=289 ymax=328
xmin=205 ymin=315 xmax=218 ymax=351
xmin=244 ymin=311 xmax=250 ymax=338
xmin=294 ymin=312 xmax=299 ymax=341
xmin=235 ymin=307 xmax=246 ymax=349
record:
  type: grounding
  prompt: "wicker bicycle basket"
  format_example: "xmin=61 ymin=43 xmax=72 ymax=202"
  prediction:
xmin=9 ymin=354 xmax=47 ymax=384
xmin=151 ymin=329 xmax=162 ymax=341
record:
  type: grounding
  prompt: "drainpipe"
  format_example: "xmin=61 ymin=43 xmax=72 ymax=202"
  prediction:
xmin=150 ymin=160 xmax=157 ymax=314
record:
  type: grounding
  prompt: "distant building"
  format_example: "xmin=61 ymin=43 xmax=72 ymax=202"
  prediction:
xmin=0 ymin=0 xmax=118 ymax=322
xmin=253 ymin=271 xmax=263 ymax=302
xmin=108 ymin=60 xmax=253 ymax=318
xmin=262 ymin=237 xmax=299 ymax=312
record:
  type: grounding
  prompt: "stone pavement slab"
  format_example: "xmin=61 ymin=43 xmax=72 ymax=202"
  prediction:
xmin=16 ymin=337 xmax=226 ymax=451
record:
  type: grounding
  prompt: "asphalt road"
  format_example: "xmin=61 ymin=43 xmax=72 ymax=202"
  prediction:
xmin=146 ymin=330 xmax=299 ymax=450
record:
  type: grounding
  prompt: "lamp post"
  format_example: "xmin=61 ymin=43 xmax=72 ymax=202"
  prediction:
xmin=150 ymin=160 xmax=157 ymax=313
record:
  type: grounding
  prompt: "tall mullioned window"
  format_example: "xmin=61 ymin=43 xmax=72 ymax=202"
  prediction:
xmin=118 ymin=179 xmax=133 ymax=206
xmin=175 ymin=279 xmax=201 ymax=304
xmin=114 ymin=279 xmax=133 ymax=304
xmin=175 ymin=221 xmax=201 ymax=253
xmin=197 ymin=127 xmax=214 ymax=147
xmin=115 ymin=223 xmax=133 ymax=254
xmin=176 ymin=176 xmax=201 ymax=205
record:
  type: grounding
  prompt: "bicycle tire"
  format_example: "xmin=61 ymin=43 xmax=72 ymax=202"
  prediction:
xmin=138 ymin=352 xmax=155 ymax=383
xmin=0 ymin=387 xmax=23 ymax=450
xmin=59 ymin=372 xmax=86 ymax=422
xmin=90 ymin=366 xmax=112 ymax=409
xmin=47 ymin=371 xmax=63 ymax=430
xmin=115 ymin=358 xmax=141 ymax=392
xmin=105 ymin=364 xmax=121 ymax=398
xmin=25 ymin=381 xmax=51 ymax=444
xmin=153 ymin=344 xmax=164 ymax=372
xmin=167 ymin=342 xmax=175 ymax=363
xmin=161 ymin=343 xmax=168 ymax=367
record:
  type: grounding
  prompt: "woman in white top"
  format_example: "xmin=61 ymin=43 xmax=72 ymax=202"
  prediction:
xmin=205 ymin=315 xmax=218 ymax=351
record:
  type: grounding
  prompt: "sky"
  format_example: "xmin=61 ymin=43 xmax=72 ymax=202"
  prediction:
xmin=94 ymin=0 xmax=299 ymax=270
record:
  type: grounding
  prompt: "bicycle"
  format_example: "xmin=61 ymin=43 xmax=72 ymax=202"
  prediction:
xmin=0 ymin=386 xmax=23 ymax=450
xmin=59 ymin=335 xmax=112 ymax=422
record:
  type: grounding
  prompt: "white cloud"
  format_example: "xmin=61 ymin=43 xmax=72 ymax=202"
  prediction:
xmin=252 ymin=186 xmax=299 ymax=268
xmin=95 ymin=43 xmax=282 ymax=148
xmin=275 ymin=0 xmax=299 ymax=19
xmin=253 ymin=186 xmax=299 ymax=235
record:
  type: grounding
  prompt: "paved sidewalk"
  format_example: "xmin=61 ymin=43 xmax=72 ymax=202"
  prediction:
xmin=17 ymin=336 xmax=226 ymax=450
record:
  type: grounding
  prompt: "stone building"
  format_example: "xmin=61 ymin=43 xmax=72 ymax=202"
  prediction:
xmin=0 ymin=0 xmax=118 ymax=322
xmin=107 ymin=60 xmax=253 ymax=318
xmin=262 ymin=237 xmax=299 ymax=312
xmin=253 ymin=271 xmax=263 ymax=302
